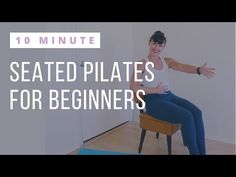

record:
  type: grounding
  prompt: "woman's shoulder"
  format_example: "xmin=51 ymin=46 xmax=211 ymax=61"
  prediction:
xmin=163 ymin=56 xmax=176 ymax=61
xmin=163 ymin=57 xmax=177 ymax=64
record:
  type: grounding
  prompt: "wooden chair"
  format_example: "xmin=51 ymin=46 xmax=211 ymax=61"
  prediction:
xmin=134 ymin=92 xmax=181 ymax=155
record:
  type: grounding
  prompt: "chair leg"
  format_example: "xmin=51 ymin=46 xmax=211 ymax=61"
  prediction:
xmin=156 ymin=132 xmax=159 ymax=139
xmin=183 ymin=139 xmax=187 ymax=146
xmin=138 ymin=129 xmax=146 ymax=153
xmin=167 ymin=135 xmax=172 ymax=155
xmin=181 ymin=131 xmax=187 ymax=146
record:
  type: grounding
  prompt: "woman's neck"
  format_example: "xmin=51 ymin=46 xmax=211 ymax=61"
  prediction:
xmin=148 ymin=53 xmax=160 ymax=61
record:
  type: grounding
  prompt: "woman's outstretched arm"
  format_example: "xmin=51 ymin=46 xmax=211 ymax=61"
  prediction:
xmin=164 ymin=57 xmax=215 ymax=79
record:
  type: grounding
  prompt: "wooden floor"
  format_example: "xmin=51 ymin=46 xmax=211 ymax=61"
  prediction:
xmin=72 ymin=121 xmax=235 ymax=155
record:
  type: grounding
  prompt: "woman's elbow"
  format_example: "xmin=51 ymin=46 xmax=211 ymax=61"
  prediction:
xmin=130 ymin=83 xmax=140 ymax=92
xmin=130 ymin=84 xmax=135 ymax=91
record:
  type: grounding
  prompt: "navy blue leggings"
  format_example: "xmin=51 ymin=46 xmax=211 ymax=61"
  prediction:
xmin=145 ymin=91 xmax=206 ymax=155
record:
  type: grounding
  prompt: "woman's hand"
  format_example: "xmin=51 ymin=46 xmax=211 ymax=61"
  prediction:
xmin=199 ymin=62 xmax=216 ymax=79
xmin=155 ymin=82 xmax=169 ymax=94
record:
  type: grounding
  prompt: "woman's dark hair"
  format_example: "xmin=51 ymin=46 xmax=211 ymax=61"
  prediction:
xmin=149 ymin=31 xmax=166 ymax=45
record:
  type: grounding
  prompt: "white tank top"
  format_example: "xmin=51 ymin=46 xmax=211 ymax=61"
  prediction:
xmin=141 ymin=56 xmax=171 ymax=91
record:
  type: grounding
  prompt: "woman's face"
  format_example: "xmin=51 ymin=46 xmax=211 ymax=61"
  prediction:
xmin=149 ymin=40 xmax=165 ymax=55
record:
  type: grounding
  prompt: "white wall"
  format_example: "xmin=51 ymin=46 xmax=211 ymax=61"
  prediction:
xmin=0 ymin=23 xmax=85 ymax=154
xmin=0 ymin=23 xmax=133 ymax=154
xmin=73 ymin=23 xmax=133 ymax=141
xmin=132 ymin=23 xmax=235 ymax=145
xmin=33 ymin=23 xmax=133 ymax=152
xmin=0 ymin=23 xmax=47 ymax=154
xmin=41 ymin=23 xmax=84 ymax=154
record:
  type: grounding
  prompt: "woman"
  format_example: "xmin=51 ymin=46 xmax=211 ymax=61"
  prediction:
xmin=130 ymin=31 xmax=215 ymax=155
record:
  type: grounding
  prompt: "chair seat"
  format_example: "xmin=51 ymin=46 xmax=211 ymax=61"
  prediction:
xmin=140 ymin=112 xmax=181 ymax=135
